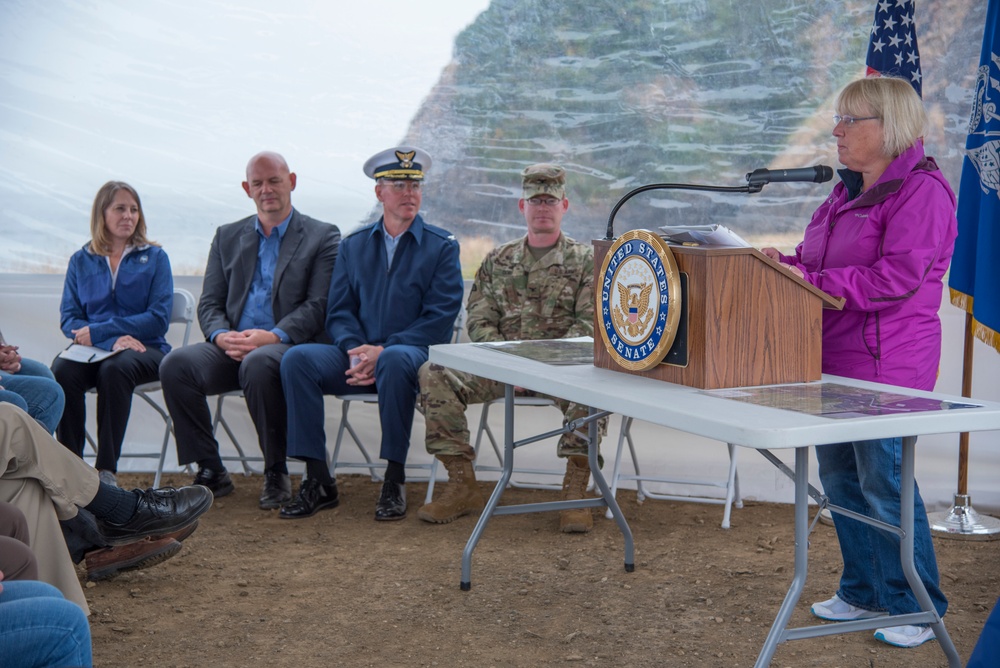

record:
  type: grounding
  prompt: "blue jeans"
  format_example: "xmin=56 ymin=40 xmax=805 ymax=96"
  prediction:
xmin=0 ymin=358 xmax=65 ymax=434
xmin=0 ymin=580 xmax=92 ymax=668
xmin=0 ymin=389 xmax=30 ymax=413
xmin=816 ymin=437 xmax=947 ymax=617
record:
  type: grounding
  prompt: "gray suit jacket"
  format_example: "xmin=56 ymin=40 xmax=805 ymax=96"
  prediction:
xmin=197 ymin=209 xmax=340 ymax=344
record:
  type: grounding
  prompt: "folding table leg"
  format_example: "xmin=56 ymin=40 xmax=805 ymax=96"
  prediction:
xmin=721 ymin=443 xmax=740 ymax=529
xmin=459 ymin=389 xmax=636 ymax=590
xmin=900 ymin=437 xmax=960 ymax=666
xmin=754 ymin=442 xmax=962 ymax=668
xmin=587 ymin=407 xmax=634 ymax=572
xmin=460 ymin=384 xmax=516 ymax=590
xmin=755 ymin=446 xmax=810 ymax=667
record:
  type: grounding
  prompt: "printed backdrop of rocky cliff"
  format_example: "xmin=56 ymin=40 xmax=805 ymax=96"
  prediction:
xmin=0 ymin=0 xmax=987 ymax=273
xmin=396 ymin=0 xmax=986 ymax=245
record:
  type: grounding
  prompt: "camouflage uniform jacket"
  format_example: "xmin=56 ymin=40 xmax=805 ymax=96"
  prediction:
xmin=466 ymin=233 xmax=594 ymax=343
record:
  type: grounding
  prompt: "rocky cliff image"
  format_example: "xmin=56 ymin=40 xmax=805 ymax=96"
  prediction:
xmin=395 ymin=0 xmax=985 ymax=245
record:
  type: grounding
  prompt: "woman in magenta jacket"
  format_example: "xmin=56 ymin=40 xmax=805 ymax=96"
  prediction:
xmin=762 ymin=77 xmax=957 ymax=649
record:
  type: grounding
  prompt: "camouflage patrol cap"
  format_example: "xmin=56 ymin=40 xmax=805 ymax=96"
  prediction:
xmin=521 ymin=163 xmax=566 ymax=200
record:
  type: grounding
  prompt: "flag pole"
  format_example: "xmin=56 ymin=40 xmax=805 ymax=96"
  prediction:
xmin=929 ymin=0 xmax=1000 ymax=541
xmin=928 ymin=313 xmax=1000 ymax=540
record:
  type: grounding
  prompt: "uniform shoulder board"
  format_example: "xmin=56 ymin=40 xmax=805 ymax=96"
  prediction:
xmin=424 ymin=223 xmax=459 ymax=242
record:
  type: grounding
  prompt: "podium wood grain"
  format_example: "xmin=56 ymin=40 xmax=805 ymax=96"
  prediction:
xmin=593 ymin=241 xmax=842 ymax=389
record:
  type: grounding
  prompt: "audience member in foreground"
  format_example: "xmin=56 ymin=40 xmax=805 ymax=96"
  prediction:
xmin=1 ymin=327 xmax=185 ymax=583
xmin=0 ymin=501 xmax=37 ymax=582
xmin=0 ymin=574 xmax=93 ymax=668
xmin=0 ymin=327 xmax=65 ymax=433
xmin=0 ymin=403 xmax=213 ymax=614
xmin=0 ymin=501 xmax=93 ymax=666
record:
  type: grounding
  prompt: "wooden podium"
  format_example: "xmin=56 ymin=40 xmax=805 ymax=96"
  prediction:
xmin=593 ymin=241 xmax=843 ymax=390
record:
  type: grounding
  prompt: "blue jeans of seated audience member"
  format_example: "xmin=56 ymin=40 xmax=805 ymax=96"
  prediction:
xmin=0 ymin=357 xmax=65 ymax=434
xmin=282 ymin=343 xmax=427 ymax=464
xmin=816 ymin=436 xmax=947 ymax=618
xmin=0 ymin=389 xmax=30 ymax=413
xmin=0 ymin=580 xmax=93 ymax=668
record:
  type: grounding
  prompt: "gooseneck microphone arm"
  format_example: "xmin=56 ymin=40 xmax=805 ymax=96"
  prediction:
xmin=603 ymin=165 xmax=833 ymax=240
xmin=603 ymin=181 xmax=761 ymax=241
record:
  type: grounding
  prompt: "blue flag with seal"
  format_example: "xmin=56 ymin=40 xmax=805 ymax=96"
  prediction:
xmin=949 ymin=0 xmax=1000 ymax=354
xmin=865 ymin=0 xmax=922 ymax=97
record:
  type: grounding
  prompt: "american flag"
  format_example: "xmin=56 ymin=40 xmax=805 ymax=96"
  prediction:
xmin=865 ymin=0 xmax=922 ymax=97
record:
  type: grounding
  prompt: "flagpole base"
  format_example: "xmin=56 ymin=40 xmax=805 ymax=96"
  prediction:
xmin=929 ymin=494 xmax=1000 ymax=541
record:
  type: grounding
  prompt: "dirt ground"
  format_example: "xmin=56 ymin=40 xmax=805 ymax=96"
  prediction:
xmin=81 ymin=473 xmax=999 ymax=668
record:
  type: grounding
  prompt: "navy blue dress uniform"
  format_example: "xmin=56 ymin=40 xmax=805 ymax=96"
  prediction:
xmin=280 ymin=146 xmax=464 ymax=520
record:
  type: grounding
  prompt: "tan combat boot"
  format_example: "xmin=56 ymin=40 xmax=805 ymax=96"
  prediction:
xmin=417 ymin=455 xmax=485 ymax=524
xmin=559 ymin=455 xmax=593 ymax=533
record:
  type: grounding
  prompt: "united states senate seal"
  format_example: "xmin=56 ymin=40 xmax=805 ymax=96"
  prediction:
xmin=597 ymin=229 xmax=681 ymax=371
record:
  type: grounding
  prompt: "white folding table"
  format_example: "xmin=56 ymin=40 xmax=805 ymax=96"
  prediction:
xmin=428 ymin=341 xmax=1000 ymax=668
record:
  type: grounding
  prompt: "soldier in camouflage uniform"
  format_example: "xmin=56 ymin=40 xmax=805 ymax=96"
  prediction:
xmin=417 ymin=163 xmax=600 ymax=533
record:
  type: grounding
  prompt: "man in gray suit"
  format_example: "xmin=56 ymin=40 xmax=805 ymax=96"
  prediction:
xmin=160 ymin=151 xmax=340 ymax=510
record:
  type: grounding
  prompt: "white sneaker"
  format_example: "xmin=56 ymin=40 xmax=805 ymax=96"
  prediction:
xmin=99 ymin=470 xmax=118 ymax=487
xmin=874 ymin=624 xmax=936 ymax=648
xmin=811 ymin=594 xmax=886 ymax=621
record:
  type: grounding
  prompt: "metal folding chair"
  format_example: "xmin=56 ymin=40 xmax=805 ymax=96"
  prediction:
xmin=210 ymin=390 xmax=264 ymax=476
xmin=329 ymin=394 xmax=442 ymax=504
xmin=329 ymin=308 xmax=467 ymax=504
xmin=84 ymin=287 xmax=195 ymax=487
xmin=471 ymin=395 xmax=566 ymax=490
xmin=604 ymin=416 xmax=742 ymax=528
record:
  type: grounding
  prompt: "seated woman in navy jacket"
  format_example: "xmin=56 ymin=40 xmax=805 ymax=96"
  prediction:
xmin=51 ymin=181 xmax=172 ymax=485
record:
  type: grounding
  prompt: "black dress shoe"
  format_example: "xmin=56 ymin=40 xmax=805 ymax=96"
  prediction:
xmin=259 ymin=471 xmax=292 ymax=509
xmin=97 ymin=485 xmax=214 ymax=546
xmin=194 ymin=467 xmax=234 ymax=498
xmin=279 ymin=478 xmax=339 ymax=519
xmin=374 ymin=481 xmax=406 ymax=521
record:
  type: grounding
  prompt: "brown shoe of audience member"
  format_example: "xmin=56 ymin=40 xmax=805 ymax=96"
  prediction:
xmin=417 ymin=455 xmax=484 ymax=524
xmin=559 ymin=455 xmax=593 ymax=533
xmin=85 ymin=536 xmax=182 ymax=581
xmin=85 ymin=519 xmax=200 ymax=581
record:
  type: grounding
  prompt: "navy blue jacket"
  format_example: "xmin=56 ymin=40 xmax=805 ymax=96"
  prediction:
xmin=327 ymin=215 xmax=463 ymax=350
xmin=60 ymin=244 xmax=173 ymax=352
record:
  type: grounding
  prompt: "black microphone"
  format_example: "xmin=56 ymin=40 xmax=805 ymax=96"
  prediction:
xmin=745 ymin=165 xmax=833 ymax=186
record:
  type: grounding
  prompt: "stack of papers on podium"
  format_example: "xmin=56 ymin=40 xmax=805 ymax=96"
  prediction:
xmin=659 ymin=224 xmax=751 ymax=248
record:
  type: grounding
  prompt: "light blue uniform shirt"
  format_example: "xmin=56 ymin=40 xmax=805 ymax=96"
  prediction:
xmin=383 ymin=228 xmax=403 ymax=268
xmin=214 ymin=213 xmax=292 ymax=342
